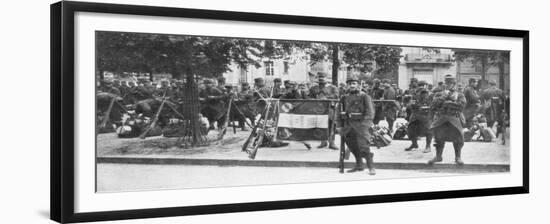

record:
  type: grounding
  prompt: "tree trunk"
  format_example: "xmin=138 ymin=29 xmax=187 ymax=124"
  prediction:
xmin=481 ymin=53 xmax=487 ymax=81
xmin=498 ymin=53 xmax=506 ymax=90
xmin=331 ymin=44 xmax=340 ymax=84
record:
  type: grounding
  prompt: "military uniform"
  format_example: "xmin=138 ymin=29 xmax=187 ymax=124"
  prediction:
xmin=382 ymin=83 xmax=398 ymax=133
xmin=338 ymin=77 xmax=376 ymax=175
xmin=370 ymin=80 xmax=385 ymax=125
xmin=309 ymin=72 xmax=339 ymax=149
xmin=481 ymin=84 xmax=504 ymax=127
xmin=463 ymin=81 xmax=481 ymax=127
xmin=405 ymin=87 xmax=433 ymax=152
xmin=200 ymin=79 xmax=226 ymax=129
xmin=428 ymin=75 xmax=467 ymax=165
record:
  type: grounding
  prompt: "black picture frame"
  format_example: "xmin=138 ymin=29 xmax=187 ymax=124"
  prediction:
xmin=50 ymin=1 xmax=529 ymax=223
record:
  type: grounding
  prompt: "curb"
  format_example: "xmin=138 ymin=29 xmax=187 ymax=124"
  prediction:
xmin=97 ymin=157 xmax=510 ymax=172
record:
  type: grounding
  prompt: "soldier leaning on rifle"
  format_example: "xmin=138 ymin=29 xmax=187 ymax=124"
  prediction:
xmin=428 ymin=75 xmax=467 ymax=165
xmin=338 ymin=76 xmax=376 ymax=175
xmin=309 ymin=72 xmax=339 ymax=150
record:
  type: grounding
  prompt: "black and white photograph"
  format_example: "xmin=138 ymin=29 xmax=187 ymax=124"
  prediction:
xmin=95 ymin=31 xmax=511 ymax=192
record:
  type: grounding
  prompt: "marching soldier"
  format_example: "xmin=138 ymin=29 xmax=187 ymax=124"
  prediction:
xmin=309 ymin=72 xmax=339 ymax=150
xmin=428 ymin=75 xmax=467 ymax=165
xmin=405 ymin=81 xmax=433 ymax=152
xmin=338 ymin=76 xmax=376 ymax=175
xmin=463 ymin=78 xmax=481 ymax=127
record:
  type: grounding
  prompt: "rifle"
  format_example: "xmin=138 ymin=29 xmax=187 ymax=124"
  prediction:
xmin=217 ymin=96 xmax=234 ymax=140
xmin=338 ymin=100 xmax=346 ymax=173
xmin=139 ymin=89 xmax=167 ymax=139
xmin=99 ymin=96 xmax=117 ymax=129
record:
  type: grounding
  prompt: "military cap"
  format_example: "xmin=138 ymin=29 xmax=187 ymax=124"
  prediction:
xmin=317 ymin=71 xmax=329 ymax=78
xmin=418 ymin=80 xmax=428 ymax=86
xmin=241 ymin=82 xmax=250 ymax=86
xmin=410 ymin=77 xmax=418 ymax=83
xmin=346 ymin=75 xmax=360 ymax=84
xmin=224 ymin=84 xmax=233 ymax=89
xmin=444 ymin=74 xmax=457 ymax=83
xmin=489 ymin=80 xmax=497 ymax=85
xmin=273 ymin=78 xmax=282 ymax=83
xmin=254 ymin=77 xmax=264 ymax=83
xmin=289 ymin=81 xmax=298 ymax=85
xmin=203 ymin=79 xmax=214 ymax=84
xmin=283 ymin=80 xmax=290 ymax=84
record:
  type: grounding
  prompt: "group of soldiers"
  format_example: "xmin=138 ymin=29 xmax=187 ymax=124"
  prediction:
xmin=398 ymin=75 xmax=508 ymax=166
xmin=96 ymin=71 xmax=508 ymax=175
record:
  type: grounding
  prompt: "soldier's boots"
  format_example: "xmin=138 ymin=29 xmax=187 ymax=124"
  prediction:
xmin=365 ymin=152 xmax=376 ymax=175
xmin=405 ymin=142 xmax=419 ymax=151
xmin=423 ymin=146 xmax=432 ymax=153
xmin=347 ymin=155 xmax=364 ymax=173
xmin=427 ymin=147 xmax=444 ymax=165
xmin=318 ymin=141 xmax=328 ymax=148
xmin=328 ymin=143 xmax=339 ymax=150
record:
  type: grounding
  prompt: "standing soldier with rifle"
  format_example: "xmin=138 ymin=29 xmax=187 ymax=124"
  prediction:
xmin=428 ymin=75 xmax=467 ymax=165
xmin=338 ymin=76 xmax=376 ymax=175
xmin=309 ymin=72 xmax=339 ymax=150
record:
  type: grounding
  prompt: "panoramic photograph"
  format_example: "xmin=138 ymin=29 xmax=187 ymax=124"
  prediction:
xmin=95 ymin=31 xmax=510 ymax=192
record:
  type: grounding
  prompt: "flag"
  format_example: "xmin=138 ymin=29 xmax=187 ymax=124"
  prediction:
xmin=276 ymin=99 xmax=332 ymax=141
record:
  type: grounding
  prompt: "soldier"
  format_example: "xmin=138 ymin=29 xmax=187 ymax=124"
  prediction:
xmin=382 ymin=82 xmax=398 ymax=133
xmin=338 ymin=76 xmax=376 ymax=175
xmin=428 ymin=75 xmax=467 ymax=165
xmin=253 ymin=77 xmax=271 ymax=99
xmin=481 ymin=80 xmax=504 ymax=127
xmin=153 ymin=79 xmax=174 ymax=98
xmin=283 ymin=80 xmax=292 ymax=90
xmin=199 ymin=79 xmax=226 ymax=129
xmin=217 ymin=77 xmax=227 ymax=93
xmin=309 ymin=72 xmax=339 ymax=149
xmin=463 ymin=78 xmax=481 ymax=127
xmin=235 ymin=82 xmax=255 ymax=131
xmin=405 ymin=82 xmax=433 ymax=152
xmin=272 ymin=78 xmax=284 ymax=98
xmin=99 ymin=79 xmax=121 ymax=96
xmin=370 ymin=79 xmax=385 ymax=125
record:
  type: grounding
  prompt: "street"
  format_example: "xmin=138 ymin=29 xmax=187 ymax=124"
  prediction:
xmin=98 ymin=163 xmax=474 ymax=192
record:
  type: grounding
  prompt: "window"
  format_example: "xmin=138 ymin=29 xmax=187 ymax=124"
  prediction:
xmin=264 ymin=61 xmax=274 ymax=76
xmin=283 ymin=61 xmax=289 ymax=74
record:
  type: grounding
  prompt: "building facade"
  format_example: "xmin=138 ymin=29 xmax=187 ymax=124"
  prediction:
xmin=398 ymin=47 xmax=456 ymax=90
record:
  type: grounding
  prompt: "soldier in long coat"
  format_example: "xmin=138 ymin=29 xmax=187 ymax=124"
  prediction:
xmin=428 ymin=75 xmax=467 ymax=165
xmin=481 ymin=80 xmax=504 ymax=127
xmin=404 ymin=82 xmax=433 ymax=153
xmin=309 ymin=72 xmax=339 ymax=149
xmin=382 ymin=83 xmax=398 ymax=133
xmin=338 ymin=76 xmax=376 ymax=175
xmin=199 ymin=79 xmax=226 ymax=129
xmin=463 ymin=78 xmax=481 ymax=127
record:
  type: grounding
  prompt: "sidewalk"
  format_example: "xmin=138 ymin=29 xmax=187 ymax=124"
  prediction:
xmin=97 ymin=132 xmax=510 ymax=172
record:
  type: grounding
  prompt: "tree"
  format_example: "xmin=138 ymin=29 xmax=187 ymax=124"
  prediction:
xmin=454 ymin=49 xmax=509 ymax=89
